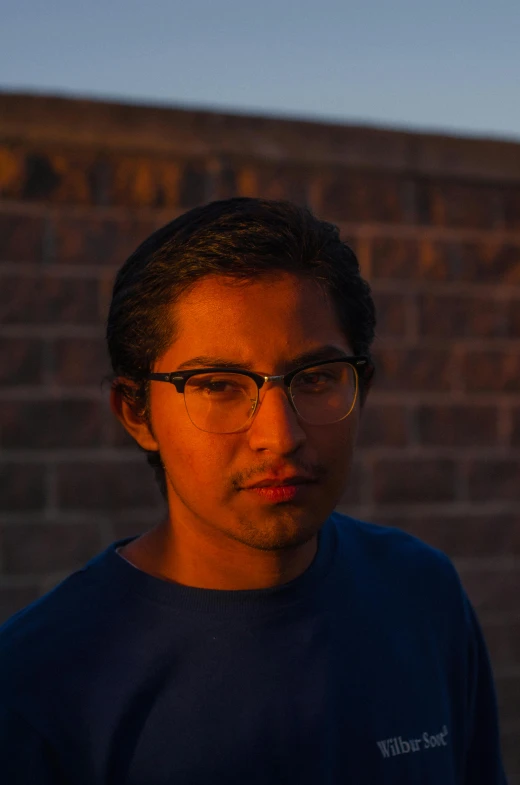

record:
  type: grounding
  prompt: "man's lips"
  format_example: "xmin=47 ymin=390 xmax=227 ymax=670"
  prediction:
xmin=242 ymin=482 xmax=316 ymax=503
xmin=242 ymin=475 xmax=317 ymax=489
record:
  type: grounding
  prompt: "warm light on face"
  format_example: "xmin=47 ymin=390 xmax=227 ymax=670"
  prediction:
xmin=141 ymin=273 xmax=362 ymax=552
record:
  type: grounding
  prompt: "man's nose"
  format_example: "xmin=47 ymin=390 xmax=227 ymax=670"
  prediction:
xmin=246 ymin=384 xmax=306 ymax=452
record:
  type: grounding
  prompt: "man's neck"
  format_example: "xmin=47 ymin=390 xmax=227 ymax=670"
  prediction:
xmin=118 ymin=521 xmax=318 ymax=591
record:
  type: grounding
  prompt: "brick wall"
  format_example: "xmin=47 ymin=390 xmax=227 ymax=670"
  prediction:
xmin=1 ymin=93 xmax=519 ymax=780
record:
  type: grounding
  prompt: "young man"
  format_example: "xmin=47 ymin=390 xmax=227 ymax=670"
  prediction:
xmin=0 ymin=199 xmax=507 ymax=783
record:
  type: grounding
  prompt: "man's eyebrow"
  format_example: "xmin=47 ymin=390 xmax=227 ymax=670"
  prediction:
xmin=176 ymin=346 xmax=349 ymax=372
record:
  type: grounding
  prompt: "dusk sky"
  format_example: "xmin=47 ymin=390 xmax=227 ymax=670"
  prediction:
xmin=2 ymin=0 xmax=519 ymax=139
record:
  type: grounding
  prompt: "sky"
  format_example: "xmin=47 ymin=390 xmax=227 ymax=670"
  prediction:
xmin=1 ymin=0 xmax=520 ymax=140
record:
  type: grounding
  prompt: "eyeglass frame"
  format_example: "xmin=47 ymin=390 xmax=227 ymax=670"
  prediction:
xmin=147 ymin=355 xmax=374 ymax=425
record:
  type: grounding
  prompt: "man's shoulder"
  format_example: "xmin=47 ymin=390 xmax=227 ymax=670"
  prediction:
xmin=0 ymin=542 xmax=123 ymax=685
xmin=330 ymin=511 xmax=462 ymax=599
xmin=332 ymin=509 xmax=449 ymax=557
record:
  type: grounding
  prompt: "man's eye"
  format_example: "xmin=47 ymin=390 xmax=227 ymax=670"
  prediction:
xmin=202 ymin=382 xmax=237 ymax=393
xmin=299 ymin=373 xmax=332 ymax=384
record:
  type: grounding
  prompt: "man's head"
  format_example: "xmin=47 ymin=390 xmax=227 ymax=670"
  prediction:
xmin=107 ymin=198 xmax=375 ymax=552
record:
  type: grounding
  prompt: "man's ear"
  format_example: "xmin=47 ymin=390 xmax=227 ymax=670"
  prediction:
xmin=109 ymin=385 xmax=159 ymax=452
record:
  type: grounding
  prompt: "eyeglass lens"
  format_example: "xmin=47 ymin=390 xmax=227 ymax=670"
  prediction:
xmin=183 ymin=362 xmax=358 ymax=433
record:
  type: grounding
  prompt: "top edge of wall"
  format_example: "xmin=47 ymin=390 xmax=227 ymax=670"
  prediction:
xmin=1 ymin=92 xmax=520 ymax=184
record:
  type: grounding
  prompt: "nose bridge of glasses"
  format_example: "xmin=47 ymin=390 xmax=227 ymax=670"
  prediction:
xmin=254 ymin=374 xmax=297 ymax=416
xmin=261 ymin=373 xmax=290 ymax=387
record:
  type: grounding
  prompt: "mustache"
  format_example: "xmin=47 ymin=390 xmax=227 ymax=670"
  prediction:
xmin=232 ymin=463 xmax=326 ymax=490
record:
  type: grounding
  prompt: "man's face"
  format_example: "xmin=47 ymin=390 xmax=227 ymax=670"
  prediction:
xmin=144 ymin=272 xmax=361 ymax=552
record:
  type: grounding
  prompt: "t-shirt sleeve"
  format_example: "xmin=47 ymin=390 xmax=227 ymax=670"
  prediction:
xmin=0 ymin=704 xmax=66 ymax=784
xmin=462 ymin=593 xmax=509 ymax=784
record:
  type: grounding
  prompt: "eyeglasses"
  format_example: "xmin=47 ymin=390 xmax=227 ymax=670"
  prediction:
xmin=147 ymin=356 xmax=373 ymax=434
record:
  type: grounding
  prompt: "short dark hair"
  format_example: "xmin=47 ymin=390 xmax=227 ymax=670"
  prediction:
xmin=106 ymin=197 xmax=376 ymax=500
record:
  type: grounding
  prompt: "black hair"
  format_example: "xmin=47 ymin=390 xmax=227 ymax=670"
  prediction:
xmin=106 ymin=197 xmax=376 ymax=500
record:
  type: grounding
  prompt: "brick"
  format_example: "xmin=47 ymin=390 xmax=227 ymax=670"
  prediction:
xmin=512 ymin=407 xmax=520 ymax=446
xmin=468 ymin=459 xmax=520 ymax=502
xmin=338 ymin=459 xmax=369 ymax=507
xmin=52 ymin=337 xmax=110 ymax=386
xmin=112 ymin=156 xmax=156 ymax=207
xmin=370 ymin=238 xmax=419 ymax=280
xmin=506 ymin=298 xmax=520 ymax=338
xmin=88 ymin=156 xmax=112 ymax=206
xmin=416 ymin=405 xmax=498 ymax=446
xmin=0 ymin=275 xmax=99 ymax=324
xmin=1 ymin=522 xmax=102 ymax=574
xmin=357 ymin=404 xmax=409 ymax=448
xmin=404 ymin=240 xmax=520 ymax=283
xmin=236 ymin=166 xmax=260 ymax=198
xmin=373 ymin=458 xmax=456 ymax=504
xmin=21 ymin=152 xmax=62 ymax=200
xmin=319 ymin=171 xmax=409 ymax=223
xmin=374 ymin=514 xmax=520 ymax=558
xmin=0 ymin=400 xmax=103 ymax=448
xmin=467 ymin=242 xmax=520 ymax=284
xmin=111 ymin=156 xmax=182 ymax=207
xmin=459 ymin=567 xmax=520 ymax=614
xmin=209 ymin=157 xmax=238 ymax=201
xmin=0 ymin=587 xmax=40 ymax=625
xmin=253 ymin=163 xmax=309 ymax=205
xmin=463 ymin=350 xmax=520 ymax=392
xmin=371 ymin=291 xmax=408 ymax=337
xmin=21 ymin=150 xmax=97 ymax=204
xmin=501 ymin=733 xmax=520 ymax=784
xmin=496 ymin=676 xmax=520 ymax=725
xmin=418 ymin=241 xmax=465 ymax=281
xmin=420 ymin=241 xmax=520 ymax=284
xmin=155 ymin=160 xmax=184 ymax=208
xmin=0 ymin=213 xmax=45 ymax=262
xmin=503 ymin=185 xmax=520 ymax=230
xmin=0 ymin=337 xmax=44 ymax=385
xmin=0 ymin=463 xmax=46 ymax=510
xmin=482 ymin=622 xmax=520 ymax=668
xmin=373 ymin=347 xmax=454 ymax=392
xmin=0 ymin=146 xmax=25 ymax=199
xmin=417 ymin=294 xmax=507 ymax=338
xmin=415 ymin=179 xmax=502 ymax=228
xmin=52 ymin=216 xmax=157 ymax=266
xmin=56 ymin=461 xmax=164 ymax=510
xmin=179 ymin=161 xmax=210 ymax=208
xmin=21 ymin=152 xmax=83 ymax=203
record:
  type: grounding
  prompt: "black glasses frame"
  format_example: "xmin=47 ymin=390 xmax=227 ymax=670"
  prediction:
xmin=147 ymin=355 xmax=374 ymax=394
xmin=146 ymin=354 xmax=374 ymax=393
xmin=147 ymin=356 xmax=374 ymax=432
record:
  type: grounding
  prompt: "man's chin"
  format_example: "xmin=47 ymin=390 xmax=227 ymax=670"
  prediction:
xmin=233 ymin=509 xmax=322 ymax=552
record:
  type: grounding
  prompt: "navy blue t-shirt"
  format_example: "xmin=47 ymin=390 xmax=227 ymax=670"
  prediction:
xmin=0 ymin=513 xmax=508 ymax=784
